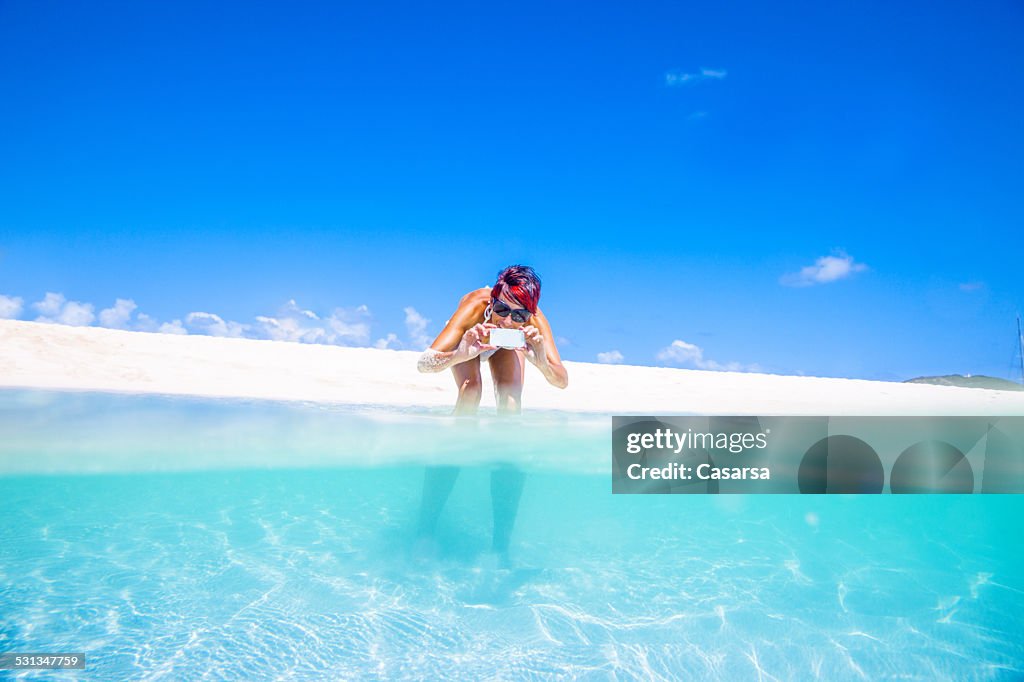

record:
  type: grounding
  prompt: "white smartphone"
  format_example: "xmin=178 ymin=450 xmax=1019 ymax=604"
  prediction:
xmin=489 ymin=328 xmax=525 ymax=349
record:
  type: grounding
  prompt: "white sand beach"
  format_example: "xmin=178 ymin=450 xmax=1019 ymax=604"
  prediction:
xmin=2 ymin=319 xmax=1022 ymax=415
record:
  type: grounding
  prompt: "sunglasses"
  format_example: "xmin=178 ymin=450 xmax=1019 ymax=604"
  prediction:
xmin=491 ymin=299 xmax=532 ymax=324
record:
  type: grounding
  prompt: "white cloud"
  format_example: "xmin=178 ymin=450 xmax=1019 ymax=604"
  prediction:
xmin=33 ymin=292 xmax=95 ymax=326
xmin=780 ymin=252 xmax=868 ymax=287
xmin=185 ymin=311 xmax=249 ymax=338
xmin=158 ymin=319 xmax=188 ymax=335
xmin=134 ymin=312 xmax=159 ymax=332
xmin=242 ymin=300 xmax=373 ymax=346
xmin=99 ymin=298 xmax=137 ymax=329
xmin=9 ymin=290 xmax=387 ymax=347
xmin=0 ymin=294 xmax=23 ymax=319
xmin=323 ymin=306 xmax=372 ymax=346
xmin=59 ymin=302 xmax=95 ymax=326
xmin=597 ymin=350 xmax=624 ymax=364
xmin=656 ymin=339 xmax=759 ymax=372
xmin=404 ymin=306 xmax=431 ymax=349
xmin=161 ymin=300 xmax=374 ymax=345
xmin=255 ymin=315 xmax=323 ymax=343
xmin=665 ymin=67 xmax=728 ymax=86
xmin=253 ymin=299 xmax=328 ymax=344
xmin=374 ymin=333 xmax=400 ymax=349
xmin=134 ymin=312 xmax=187 ymax=335
xmin=959 ymin=281 xmax=985 ymax=293
xmin=33 ymin=292 xmax=66 ymax=318
xmin=657 ymin=340 xmax=703 ymax=365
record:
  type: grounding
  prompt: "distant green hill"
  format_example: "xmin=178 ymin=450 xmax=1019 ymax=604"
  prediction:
xmin=904 ymin=374 xmax=1024 ymax=391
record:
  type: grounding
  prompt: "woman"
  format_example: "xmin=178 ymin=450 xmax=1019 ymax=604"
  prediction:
xmin=414 ymin=265 xmax=568 ymax=564
xmin=417 ymin=264 xmax=568 ymax=414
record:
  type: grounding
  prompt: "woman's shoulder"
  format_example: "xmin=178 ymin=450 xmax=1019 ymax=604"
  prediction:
xmin=458 ymin=287 xmax=492 ymax=307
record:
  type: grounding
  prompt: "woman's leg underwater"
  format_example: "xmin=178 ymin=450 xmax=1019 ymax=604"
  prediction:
xmin=487 ymin=350 xmax=527 ymax=559
xmin=415 ymin=356 xmax=483 ymax=539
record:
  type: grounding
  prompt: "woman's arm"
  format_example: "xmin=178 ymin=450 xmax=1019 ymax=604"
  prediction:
xmin=522 ymin=310 xmax=569 ymax=389
xmin=416 ymin=293 xmax=495 ymax=373
xmin=416 ymin=322 xmax=495 ymax=372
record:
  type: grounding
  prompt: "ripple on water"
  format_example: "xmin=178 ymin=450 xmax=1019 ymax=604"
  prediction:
xmin=2 ymin=469 xmax=1023 ymax=679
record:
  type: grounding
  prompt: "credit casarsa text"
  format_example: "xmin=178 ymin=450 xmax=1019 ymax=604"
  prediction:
xmin=626 ymin=463 xmax=770 ymax=480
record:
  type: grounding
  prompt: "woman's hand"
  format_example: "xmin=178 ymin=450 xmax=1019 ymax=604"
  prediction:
xmin=521 ymin=325 xmax=547 ymax=367
xmin=457 ymin=323 xmax=498 ymax=361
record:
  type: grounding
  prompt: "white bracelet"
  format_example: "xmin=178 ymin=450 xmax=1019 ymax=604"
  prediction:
xmin=417 ymin=348 xmax=447 ymax=373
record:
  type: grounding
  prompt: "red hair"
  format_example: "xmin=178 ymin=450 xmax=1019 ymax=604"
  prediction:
xmin=491 ymin=265 xmax=541 ymax=314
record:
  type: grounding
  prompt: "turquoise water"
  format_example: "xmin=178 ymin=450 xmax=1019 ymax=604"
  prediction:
xmin=2 ymin=392 xmax=1023 ymax=680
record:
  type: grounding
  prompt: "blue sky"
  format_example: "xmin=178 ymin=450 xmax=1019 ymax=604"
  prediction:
xmin=1 ymin=0 xmax=1022 ymax=381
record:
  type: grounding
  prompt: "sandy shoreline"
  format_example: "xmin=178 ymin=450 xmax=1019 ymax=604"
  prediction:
xmin=2 ymin=319 xmax=1023 ymax=415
